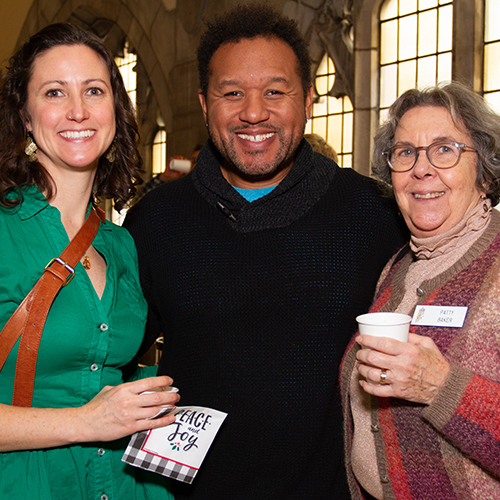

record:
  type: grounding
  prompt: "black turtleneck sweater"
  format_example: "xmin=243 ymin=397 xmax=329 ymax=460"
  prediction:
xmin=124 ymin=140 xmax=408 ymax=499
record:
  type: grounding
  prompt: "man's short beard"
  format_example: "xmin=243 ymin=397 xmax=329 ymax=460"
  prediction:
xmin=208 ymin=122 xmax=305 ymax=180
xmin=226 ymin=149 xmax=290 ymax=179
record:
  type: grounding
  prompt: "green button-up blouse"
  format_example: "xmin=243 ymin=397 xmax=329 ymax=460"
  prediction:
xmin=0 ymin=186 xmax=173 ymax=500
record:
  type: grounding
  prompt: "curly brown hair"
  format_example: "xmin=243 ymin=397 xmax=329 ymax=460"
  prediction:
xmin=197 ymin=3 xmax=312 ymax=98
xmin=0 ymin=22 xmax=143 ymax=211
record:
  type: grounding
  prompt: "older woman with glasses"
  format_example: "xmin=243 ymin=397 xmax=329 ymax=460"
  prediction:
xmin=341 ymin=82 xmax=500 ymax=499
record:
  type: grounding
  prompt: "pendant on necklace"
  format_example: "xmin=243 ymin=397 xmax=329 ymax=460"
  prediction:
xmin=83 ymin=255 xmax=91 ymax=270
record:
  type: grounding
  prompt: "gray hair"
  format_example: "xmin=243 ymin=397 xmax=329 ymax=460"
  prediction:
xmin=372 ymin=82 xmax=500 ymax=205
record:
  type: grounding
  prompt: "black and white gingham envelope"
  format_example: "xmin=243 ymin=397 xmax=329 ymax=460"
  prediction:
xmin=123 ymin=430 xmax=198 ymax=484
xmin=122 ymin=406 xmax=227 ymax=484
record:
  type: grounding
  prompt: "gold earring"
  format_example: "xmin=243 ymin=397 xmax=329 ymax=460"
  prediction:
xmin=480 ymin=194 xmax=489 ymax=212
xmin=25 ymin=134 xmax=37 ymax=162
xmin=105 ymin=141 xmax=116 ymax=163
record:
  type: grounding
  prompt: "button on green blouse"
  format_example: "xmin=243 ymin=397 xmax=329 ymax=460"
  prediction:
xmin=0 ymin=186 xmax=174 ymax=500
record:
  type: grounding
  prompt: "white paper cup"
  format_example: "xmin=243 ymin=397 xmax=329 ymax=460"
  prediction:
xmin=356 ymin=312 xmax=411 ymax=343
xmin=141 ymin=386 xmax=179 ymax=419
xmin=169 ymin=158 xmax=192 ymax=172
xmin=141 ymin=386 xmax=179 ymax=395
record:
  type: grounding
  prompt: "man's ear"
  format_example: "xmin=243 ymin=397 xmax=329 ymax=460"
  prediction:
xmin=305 ymin=84 xmax=313 ymax=121
xmin=198 ymin=90 xmax=208 ymax=123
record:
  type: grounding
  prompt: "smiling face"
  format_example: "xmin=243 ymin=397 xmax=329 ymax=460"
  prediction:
xmin=198 ymin=36 xmax=313 ymax=188
xmin=391 ymin=105 xmax=484 ymax=238
xmin=25 ymin=44 xmax=116 ymax=177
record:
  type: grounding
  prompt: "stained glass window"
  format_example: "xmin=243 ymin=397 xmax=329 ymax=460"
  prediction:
xmin=484 ymin=0 xmax=500 ymax=113
xmin=112 ymin=42 xmax=138 ymax=225
xmin=379 ymin=0 xmax=453 ymax=121
xmin=305 ymin=53 xmax=353 ymax=167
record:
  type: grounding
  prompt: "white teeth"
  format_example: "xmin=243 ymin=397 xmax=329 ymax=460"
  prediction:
xmin=60 ymin=130 xmax=95 ymax=139
xmin=414 ymin=192 xmax=445 ymax=199
xmin=237 ymin=132 xmax=275 ymax=142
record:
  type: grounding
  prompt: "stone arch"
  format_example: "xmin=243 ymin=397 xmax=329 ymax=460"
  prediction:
xmin=284 ymin=0 xmax=354 ymax=102
xmin=17 ymin=1 xmax=177 ymax=144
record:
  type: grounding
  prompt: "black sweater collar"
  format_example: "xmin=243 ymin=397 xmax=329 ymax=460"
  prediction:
xmin=191 ymin=138 xmax=337 ymax=232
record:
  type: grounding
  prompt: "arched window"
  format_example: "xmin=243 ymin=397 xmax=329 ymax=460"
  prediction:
xmin=152 ymin=128 xmax=167 ymax=175
xmin=111 ymin=42 xmax=137 ymax=225
xmin=484 ymin=0 xmax=500 ymax=113
xmin=305 ymin=53 xmax=353 ymax=167
xmin=379 ymin=0 xmax=453 ymax=121
xmin=115 ymin=41 xmax=137 ymax=108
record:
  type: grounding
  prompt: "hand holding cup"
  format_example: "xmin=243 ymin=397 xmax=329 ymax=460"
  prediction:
xmin=355 ymin=314 xmax=450 ymax=404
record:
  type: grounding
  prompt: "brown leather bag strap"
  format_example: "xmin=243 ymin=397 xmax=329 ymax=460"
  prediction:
xmin=0 ymin=206 xmax=105 ymax=407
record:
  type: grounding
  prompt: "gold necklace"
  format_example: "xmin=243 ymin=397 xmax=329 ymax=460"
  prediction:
xmin=83 ymin=255 xmax=91 ymax=270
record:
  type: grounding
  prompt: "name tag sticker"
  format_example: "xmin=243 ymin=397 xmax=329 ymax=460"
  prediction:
xmin=412 ymin=305 xmax=468 ymax=328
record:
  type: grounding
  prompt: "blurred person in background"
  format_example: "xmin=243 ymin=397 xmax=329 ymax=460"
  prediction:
xmin=305 ymin=132 xmax=338 ymax=162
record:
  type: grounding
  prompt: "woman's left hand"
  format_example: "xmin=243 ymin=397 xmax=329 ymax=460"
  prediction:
xmin=356 ymin=333 xmax=451 ymax=405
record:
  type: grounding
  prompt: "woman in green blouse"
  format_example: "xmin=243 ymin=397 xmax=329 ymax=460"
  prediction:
xmin=0 ymin=24 xmax=178 ymax=499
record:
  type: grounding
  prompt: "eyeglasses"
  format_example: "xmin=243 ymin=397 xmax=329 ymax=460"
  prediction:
xmin=382 ymin=141 xmax=477 ymax=172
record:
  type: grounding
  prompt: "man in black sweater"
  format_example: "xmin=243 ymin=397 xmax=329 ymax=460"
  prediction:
xmin=125 ymin=4 xmax=407 ymax=498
